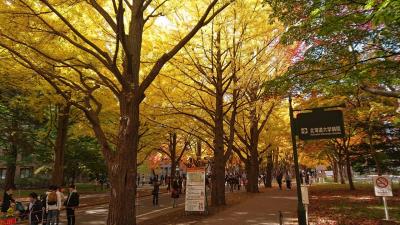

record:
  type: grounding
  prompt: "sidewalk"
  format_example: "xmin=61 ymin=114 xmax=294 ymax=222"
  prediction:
xmin=14 ymin=185 xmax=168 ymax=206
xmin=196 ymin=187 xmax=298 ymax=225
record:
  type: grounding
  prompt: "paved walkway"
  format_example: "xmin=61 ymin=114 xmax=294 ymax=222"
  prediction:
xmin=196 ymin=187 xmax=298 ymax=225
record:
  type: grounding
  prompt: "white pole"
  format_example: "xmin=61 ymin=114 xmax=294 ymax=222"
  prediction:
xmin=383 ymin=197 xmax=389 ymax=220
xmin=305 ymin=204 xmax=309 ymax=225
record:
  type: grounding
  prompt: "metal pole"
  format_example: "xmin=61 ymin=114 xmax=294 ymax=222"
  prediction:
xmin=305 ymin=204 xmax=309 ymax=225
xmin=288 ymin=95 xmax=307 ymax=225
xmin=278 ymin=211 xmax=283 ymax=225
xmin=383 ymin=197 xmax=389 ymax=220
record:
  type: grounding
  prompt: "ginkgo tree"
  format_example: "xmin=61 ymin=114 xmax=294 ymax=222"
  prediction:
xmin=0 ymin=59 xmax=46 ymax=189
xmin=0 ymin=54 xmax=74 ymax=188
xmin=154 ymin=0 xmax=275 ymax=202
xmin=0 ymin=0 xmax=234 ymax=224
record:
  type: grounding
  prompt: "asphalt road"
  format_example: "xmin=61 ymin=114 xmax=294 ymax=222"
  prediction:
xmin=56 ymin=192 xmax=185 ymax=225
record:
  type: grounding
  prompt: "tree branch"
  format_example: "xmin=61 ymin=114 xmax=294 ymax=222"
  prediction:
xmin=138 ymin=0 xmax=234 ymax=96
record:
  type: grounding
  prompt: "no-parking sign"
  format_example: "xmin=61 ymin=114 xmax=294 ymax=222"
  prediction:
xmin=373 ymin=176 xmax=393 ymax=197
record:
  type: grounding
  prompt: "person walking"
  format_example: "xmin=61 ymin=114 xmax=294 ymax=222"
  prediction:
xmin=64 ymin=185 xmax=79 ymax=225
xmin=57 ymin=187 xmax=65 ymax=206
xmin=182 ymin=176 xmax=187 ymax=194
xmin=28 ymin=192 xmax=42 ymax=225
xmin=285 ymin=172 xmax=292 ymax=190
xmin=160 ymin=175 xmax=164 ymax=186
xmin=165 ymin=175 xmax=170 ymax=190
xmin=1 ymin=186 xmax=15 ymax=215
xmin=276 ymin=172 xmax=283 ymax=190
xmin=40 ymin=193 xmax=48 ymax=225
xmin=178 ymin=176 xmax=183 ymax=194
xmin=152 ymin=181 xmax=160 ymax=206
xmin=46 ymin=185 xmax=62 ymax=225
xmin=171 ymin=179 xmax=180 ymax=208
xmin=237 ymin=174 xmax=242 ymax=191
xmin=228 ymin=176 xmax=234 ymax=192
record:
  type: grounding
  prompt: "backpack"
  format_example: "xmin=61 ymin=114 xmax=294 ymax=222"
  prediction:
xmin=47 ymin=192 xmax=57 ymax=206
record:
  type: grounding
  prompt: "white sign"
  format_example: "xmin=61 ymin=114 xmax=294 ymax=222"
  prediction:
xmin=301 ymin=186 xmax=309 ymax=205
xmin=325 ymin=171 xmax=334 ymax=177
xmin=185 ymin=167 xmax=206 ymax=212
xmin=373 ymin=176 xmax=393 ymax=197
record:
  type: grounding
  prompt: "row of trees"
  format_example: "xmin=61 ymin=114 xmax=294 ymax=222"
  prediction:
xmin=0 ymin=0 xmax=398 ymax=225
xmin=0 ymin=0 xmax=275 ymax=224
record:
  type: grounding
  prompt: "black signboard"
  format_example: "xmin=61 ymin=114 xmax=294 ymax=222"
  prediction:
xmin=296 ymin=110 xmax=345 ymax=140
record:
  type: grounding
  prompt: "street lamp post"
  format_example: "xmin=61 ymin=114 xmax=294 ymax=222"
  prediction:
xmin=288 ymin=95 xmax=307 ymax=225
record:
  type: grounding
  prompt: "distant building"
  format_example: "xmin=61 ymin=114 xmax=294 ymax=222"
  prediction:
xmin=0 ymin=151 xmax=37 ymax=180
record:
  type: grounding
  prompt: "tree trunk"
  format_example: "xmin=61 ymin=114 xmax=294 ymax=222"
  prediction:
xmin=107 ymin=160 xmax=136 ymax=225
xmin=211 ymin=150 xmax=226 ymax=206
xmin=51 ymin=103 xmax=71 ymax=186
xmin=338 ymin=162 xmax=345 ymax=184
xmin=265 ymin=149 xmax=273 ymax=188
xmin=246 ymin=155 xmax=259 ymax=193
xmin=196 ymin=139 xmax=202 ymax=160
xmin=4 ymin=118 xmax=18 ymax=190
xmin=211 ymin=115 xmax=226 ymax=206
xmin=332 ymin=160 xmax=338 ymax=183
xmin=169 ymin=132 xmax=177 ymax=181
xmin=71 ymin=169 xmax=76 ymax=185
xmin=273 ymin=147 xmax=279 ymax=174
xmin=368 ymin=130 xmax=382 ymax=175
xmin=246 ymin=107 xmax=260 ymax=193
xmin=211 ymin=31 xmax=226 ymax=206
xmin=4 ymin=144 xmax=17 ymax=190
xmin=344 ymin=147 xmax=355 ymax=190
xmin=106 ymin=94 xmax=139 ymax=225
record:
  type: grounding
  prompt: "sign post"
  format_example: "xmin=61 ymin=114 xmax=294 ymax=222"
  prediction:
xmin=383 ymin=197 xmax=389 ymax=220
xmin=373 ymin=176 xmax=393 ymax=220
xmin=185 ymin=167 xmax=206 ymax=213
xmin=301 ymin=185 xmax=309 ymax=225
xmin=289 ymin=96 xmax=345 ymax=225
xmin=289 ymin=96 xmax=307 ymax=225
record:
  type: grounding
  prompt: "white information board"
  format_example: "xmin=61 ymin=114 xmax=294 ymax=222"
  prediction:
xmin=185 ymin=167 xmax=206 ymax=212
xmin=301 ymin=185 xmax=309 ymax=204
xmin=373 ymin=176 xmax=393 ymax=197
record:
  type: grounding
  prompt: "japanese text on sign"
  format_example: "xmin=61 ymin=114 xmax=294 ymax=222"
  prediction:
xmin=185 ymin=167 xmax=206 ymax=212
xmin=296 ymin=110 xmax=345 ymax=140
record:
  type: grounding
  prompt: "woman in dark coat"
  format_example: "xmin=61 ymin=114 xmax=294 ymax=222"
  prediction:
xmin=276 ymin=172 xmax=283 ymax=190
xmin=28 ymin=192 xmax=43 ymax=225
xmin=171 ymin=179 xmax=180 ymax=208
xmin=152 ymin=181 xmax=160 ymax=206
xmin=1 ymin=187 xmax=15 ymax=214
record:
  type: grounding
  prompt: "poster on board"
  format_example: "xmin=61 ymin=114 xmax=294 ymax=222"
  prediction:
xmin=185 ymin=167 xmax=206 ymax=212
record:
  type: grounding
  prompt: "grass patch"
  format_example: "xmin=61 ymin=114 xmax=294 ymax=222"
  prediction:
xmin=12 ymin=183 xmax=108 ymax=199
xmin=308 ymin=182 xmax=400 ymax=224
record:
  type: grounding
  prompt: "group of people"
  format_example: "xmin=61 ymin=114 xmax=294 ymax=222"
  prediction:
xmin=1 ymin=184 xmax=79 ymax=225
xmin=300 ymin=170 xmax=312 ymax=185
xmin=275 ymin=172 xmax=292 ymax=190
xmin=226 ymin=174 xmax=242 ymax=192
xmin=151 ymin=175 xmax=186 ymax=208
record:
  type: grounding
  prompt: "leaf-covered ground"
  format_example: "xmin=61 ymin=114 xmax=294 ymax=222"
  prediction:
xmin=308 ymin=183 xmax=400 ymax=225
xmin=140 ymin=191 xmax=253 ymax=225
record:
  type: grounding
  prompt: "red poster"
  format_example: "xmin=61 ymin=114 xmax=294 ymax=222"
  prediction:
xmin=0 ymin=218 xmax=17 ymax=225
